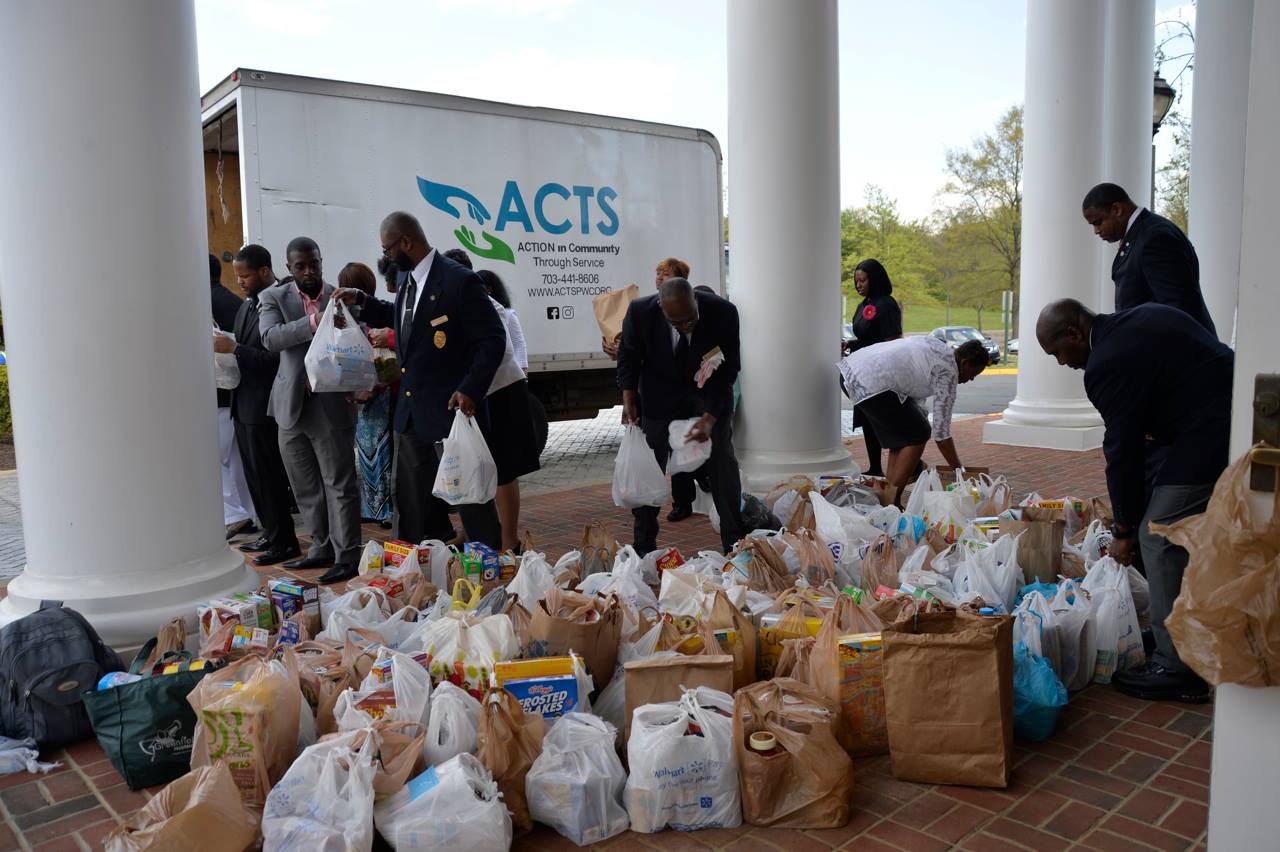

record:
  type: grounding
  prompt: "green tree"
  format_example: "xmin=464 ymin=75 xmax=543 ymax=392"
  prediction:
xmin=840 ymin=185 xmax=938 ymax=319
xmin=929 ymin=213 xmax=1007 ymax=332
xmin=939 ymin=106 xmax=1023 ymax=303
xmin=1157 ymin=111 xmax=1190 ymax=232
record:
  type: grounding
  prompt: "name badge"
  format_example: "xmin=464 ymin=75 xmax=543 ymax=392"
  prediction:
xmin=433 ymin=330 xmax=447 ymax=349
xmin=430 ymin=315 xmax=449 ymax=327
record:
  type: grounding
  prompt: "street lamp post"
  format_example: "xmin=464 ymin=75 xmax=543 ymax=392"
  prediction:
xmin=1151 ymin=72 xmax=1177 ymax=206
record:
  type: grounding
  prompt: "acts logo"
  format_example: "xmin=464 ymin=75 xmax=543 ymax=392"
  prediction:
xmin=418 ymin=177 xmax=619 ymax=264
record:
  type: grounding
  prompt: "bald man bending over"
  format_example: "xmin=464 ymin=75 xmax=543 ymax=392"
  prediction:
xmin=1036 ymin=298 xmax=1232 ymax=703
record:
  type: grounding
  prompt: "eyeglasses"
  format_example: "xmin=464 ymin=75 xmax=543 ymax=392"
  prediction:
xmin=380 ymin=236 xmax=403 ymax=257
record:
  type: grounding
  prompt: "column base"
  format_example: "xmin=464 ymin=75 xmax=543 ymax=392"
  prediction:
xmin=0 ymin=546 xmax=258 ymax=654
xmin=984 ymin=419 xmax=1105 ymax=451
xmin=737 ymin=445 xmax=859 ymax=494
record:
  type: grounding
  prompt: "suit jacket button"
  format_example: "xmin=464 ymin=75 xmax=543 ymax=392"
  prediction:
xmin=404 ymin=390 xmax=412 ymax=398
xmin=401 ymin=367 xmax=406 ymax=374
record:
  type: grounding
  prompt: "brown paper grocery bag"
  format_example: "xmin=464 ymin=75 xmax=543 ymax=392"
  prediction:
xmin=860 ymin=533 xmax=903 ymax=593
xmin=998 ymin=515 xmax=1066 ymax=583
xmin=882 ymin=610 xmax=1014 ymax=788
xmin=592 ymin=283 xmax=639 ymax=341
xmin=477 ymin=687 xmax=545 ymax=834
xmin=579 ymin=521 xmax=619 ymax=577
xmin=623 ymin=654 xmax=733 ymax=743
xmin=734 ymin=678 xmax=854 ymax=828
xmin=727 ymin=537 xmax=791 ymax=594
xmin=528 ymin=589 xmax=623 ymax=690
xmin=104 ymin=763 xmax=257 ymax=852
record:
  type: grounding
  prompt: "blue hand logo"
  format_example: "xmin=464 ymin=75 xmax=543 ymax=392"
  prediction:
xmin=418 ymin=178 xmax=491 ymax=225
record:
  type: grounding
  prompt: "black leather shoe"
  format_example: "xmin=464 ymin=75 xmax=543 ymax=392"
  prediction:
xmin=1112 ymin=661 xmax=1211 ymax=703
xmin=283 ymin=555 xmax=333 ymax=571
xmin=318 ymin=562 xmax=358 ymax=584
xmin=238 ymin=536 xmax=272 ymax=553
xmin=667 ymin=504 xmax=694 ymax=523
xmin=253 ymin=546 xmax=302 ymax=567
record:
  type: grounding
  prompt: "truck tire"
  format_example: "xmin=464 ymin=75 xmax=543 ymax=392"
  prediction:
xmin=528 ymin=391 xmax=549 ymax=456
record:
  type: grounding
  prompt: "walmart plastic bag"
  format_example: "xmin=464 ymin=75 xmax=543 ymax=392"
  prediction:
xmin=423 ymin=682 xmax=482 ymax=767
xmin=374 ymin=753 xmax=511 ymax=850
xmin=1082 ymin=556 xmax=1144 ymax=683
xmin=432 ymin=410 xmax=498 ymax=506
xmin=1012 ymin=642 xmax=1068 ymax=742
xmin=507 ymin=550 xmax=562 ymax=610
xmin=304 ymin=299 xmax=376 ymax=393
xmin=612 ymin=425 xmax=670 ymax=508
xmin=1051 ymin=579 xmax=1097 ymax=692
xmin=667 ymin=418 xmax=713 ymax=474
xmin=262 ymin=728 xmax=377 ymax=852
xmin=335 ymin=649 xmax=433 ymax=734
xmin=954 ymin=533 xmax=1021 ymax=613
xmin=625 ymin=686 xmax=740 ymax=832
xmin=527 ymin=712 xmax=629 ymax=845
xmin=213 ymin=328 xmax=240 ymax=390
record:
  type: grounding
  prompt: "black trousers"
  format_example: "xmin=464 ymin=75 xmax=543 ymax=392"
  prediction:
xmin=395 ymin=423 xmax=502 ymax=548
xmin=670 ymin=465 xmax=711 ymax=508
xmin=233 ymin=419 xmax=298 ymax=551
xmin=633 ymin=410 xmax=744 ymax=554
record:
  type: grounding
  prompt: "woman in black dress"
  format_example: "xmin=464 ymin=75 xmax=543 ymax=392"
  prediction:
xmin=843 ymin=258 xmax=903 ymax=477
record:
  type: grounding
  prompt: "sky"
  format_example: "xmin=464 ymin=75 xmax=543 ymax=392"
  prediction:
xmin=194 ymin=0 xmax=1196 ymax=222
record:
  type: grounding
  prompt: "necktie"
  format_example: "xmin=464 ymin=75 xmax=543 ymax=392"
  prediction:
xmin=401 ymin=276 xmax=418 ymax=347
xmin=674 ymin=332 xmax=690 ymax=377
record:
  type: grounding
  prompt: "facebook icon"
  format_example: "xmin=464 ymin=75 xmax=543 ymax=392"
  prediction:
xmin=546 ymin=307 xmax=560 ymax=320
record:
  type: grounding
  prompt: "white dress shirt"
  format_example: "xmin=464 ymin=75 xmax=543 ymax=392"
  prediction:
xmin=1125 ymin=207 xmax=1143 ymax=236
xmin=404 ymin=249 xmax=436 ymax=329
xmin=839 ymin=335 xmax=960 ymax=441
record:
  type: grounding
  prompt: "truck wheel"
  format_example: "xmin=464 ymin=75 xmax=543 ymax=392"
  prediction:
xmin=528 ymin=392 xmax=549 ymax=455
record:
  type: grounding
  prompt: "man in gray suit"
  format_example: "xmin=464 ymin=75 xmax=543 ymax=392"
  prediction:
xmin=258 ymin=236 xmax=362 ymax=583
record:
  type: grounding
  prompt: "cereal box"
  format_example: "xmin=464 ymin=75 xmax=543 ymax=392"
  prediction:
xmin=383 ymin=540 xmax=431 ymax=569
xmin=197 ymin=597 xmax=258 ymax=641
xmin=836 ymin=632 xmax=886 ymax=756
xmin=266 ymin=578 xmax=320 ymax=635
xmin=495 ymin=657 xmax=582 ymax=721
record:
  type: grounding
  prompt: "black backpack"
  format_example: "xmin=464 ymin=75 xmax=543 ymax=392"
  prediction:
xmin=0 ymin=601 xmax=122 ymax=750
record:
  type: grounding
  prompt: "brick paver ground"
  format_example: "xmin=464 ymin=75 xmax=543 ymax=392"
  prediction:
xmin=0 ymin=415 xmax=1210 ymax=850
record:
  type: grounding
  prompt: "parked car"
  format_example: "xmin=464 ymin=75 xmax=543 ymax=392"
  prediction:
xmin=1007 ymin=338 xmax=1019 ymax=356
xmin=930 ymin=326 xmax=1001 ymax=365
xmin=842 ymin=322 xmax=856 ymax=350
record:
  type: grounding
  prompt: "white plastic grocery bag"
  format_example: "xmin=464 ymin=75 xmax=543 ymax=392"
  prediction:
xmin=374 ymin=753 xmax=511 ymax=850
xmin=401 ymin=612 xmax=519 ymax=695
xmin=423 ymin=682 xmax=482 ymax=767
xmin=625 ymin=686 xmax=741 ymax=833
xmin=506 ymin=550 xmax=562 ymax=610
xmin=304 ymin=299 xmax=377 ymax=393
xmin=335 ymin=648 xmax=433 ymax=733
xmin=612 ymin=425 xmax=670 ymax=508
xmin=213 ymin=328 xmax=241 ymax=389
xmin=357 ymin=540 xmax=384 ymax=576
xmin=1014 ymin=590 xmax=1062 ymax=676
xmin=667 ymin=418 xmax=713 ymax=475
xmin=527 ymin=712 xmax=629 ymax=845
xmin=1082 ymin=556 xmax=1144 ymax=683
xmin=432 ymin=410 xmax=498 ymax=506
xmin=1051 ymin=579 xmax=1097 ymax=692
xmin=262 ymin=728 xmax=377 ymax=852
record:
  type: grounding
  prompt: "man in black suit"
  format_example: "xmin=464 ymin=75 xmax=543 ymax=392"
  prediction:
xmin=1037 ymin=299 xmax=1232 ymax=703
xmin=1081 ymin=182 xmax=1216 ymax=334
xmin=213 ymin=244 xmax=301 ymax=566
xmin=336 ymin=211 xmax=506 ymax=547
xmin=617 ymin=277 xmax=744 ymax=554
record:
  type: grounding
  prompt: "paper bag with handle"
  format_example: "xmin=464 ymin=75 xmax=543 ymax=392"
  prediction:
xmin=104 ymin=763 xmax=257 ymax=852
xmin=528 ymin=589 xmax=623 ymax=690
xmin=733 ymin=677 xmax=854 ymax=828
xmin=882 ymin=609 xmax=1014 ymax=787
xmin=806 ymin=593 xmax=887 ymax=755
xmin=999 ymin=511 xmax=1066 ymax=584
xmin=622 ymin=653 xmax=733 ymax=743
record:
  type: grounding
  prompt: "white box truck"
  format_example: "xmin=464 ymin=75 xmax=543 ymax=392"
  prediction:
xmin=200 ymin=69 xmax=724 ymax=421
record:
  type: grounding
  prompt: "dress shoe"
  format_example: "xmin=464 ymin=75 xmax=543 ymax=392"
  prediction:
xmin=318 ymin=562 xmax=358 ymax=584
xmin=1112 ymin=661 xmax=1210 ymax=703
xmin=253 ymin=546 xmax=302 ymax=567
xmin=667 ymin=504 xmax=694 ymax=523
xmin=238 ymin=536 xmax=272 ymax=553
xmin=282 ymin=554 xmax=334 ymax=572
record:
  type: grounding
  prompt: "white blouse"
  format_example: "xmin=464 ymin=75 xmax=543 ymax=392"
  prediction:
xmin=839 ymin=335 xmax=959 ymax=441
xmin=487 ymin=297 xmax=527 ymax=395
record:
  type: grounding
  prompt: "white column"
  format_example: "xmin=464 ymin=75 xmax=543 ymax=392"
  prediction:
xmin=0 ymin=1 xmax=256 ymax=649
xmin=728 ymin=0 xmax=855 ymax=491
xmin=1096 ymin=0 xmax=1155 ymax=311
xmin=985 ymin=0 xmax=1107 ymax=451
xmin=1188 ymin=0 xmax=1254 ymax=343
xmin=1210 ymin=2 xmax=1280 ymax=843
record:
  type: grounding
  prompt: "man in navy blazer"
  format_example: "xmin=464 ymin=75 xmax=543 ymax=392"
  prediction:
xmin=617 ymin=278 xmax=744 ymax=554
xmin=337 ymin=211 xmax=506 ymax=547
xmin=1037 ymin=299 xmax=1232 ymax=704
xmin=1082 ymin=182 xmax=1216 ymax=334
